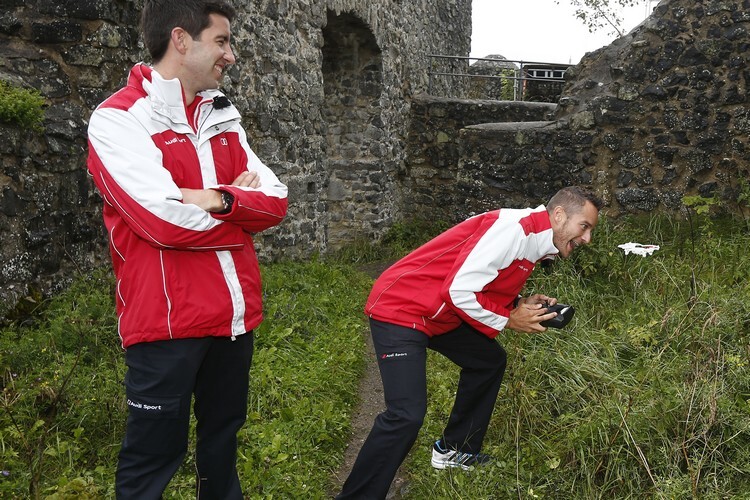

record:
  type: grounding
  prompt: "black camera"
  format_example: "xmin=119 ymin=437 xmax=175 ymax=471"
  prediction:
xmin=540 ymin=303 xmax=575 ymax=329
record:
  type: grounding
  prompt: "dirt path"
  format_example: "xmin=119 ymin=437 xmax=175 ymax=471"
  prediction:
xmin=330 ymin=262 xmax=408 ymax=498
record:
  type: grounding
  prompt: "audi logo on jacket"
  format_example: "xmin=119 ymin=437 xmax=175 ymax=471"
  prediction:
xmin=86 ymin=63 xmax=288 ymax=348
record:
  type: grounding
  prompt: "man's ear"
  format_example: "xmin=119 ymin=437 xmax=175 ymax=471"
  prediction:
xmin=552 ymin=205 xmax=566 ymax=225
xmin=170 ymin=27 xmax=189 ymax=54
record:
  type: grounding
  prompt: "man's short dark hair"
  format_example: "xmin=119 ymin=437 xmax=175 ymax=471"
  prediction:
xmin=141 ymin=0 xmax=237 ymax=63
xmin=547 ymin=186 xmax=604 ymax=214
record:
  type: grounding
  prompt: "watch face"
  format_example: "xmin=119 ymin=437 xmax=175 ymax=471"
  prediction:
xmin=221 ymin=191 xmax=233 ymax=212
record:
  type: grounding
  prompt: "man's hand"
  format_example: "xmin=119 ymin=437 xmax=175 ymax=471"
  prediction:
xmin=506 ymin=294 xmax=559 ymax=333
xmin=180 ymin=170 xmax=262 ymax=212
xmin=517 ymin=293 xmax=557 ymax=307
xmin=231 ymin=171 xmax=260 ymax=188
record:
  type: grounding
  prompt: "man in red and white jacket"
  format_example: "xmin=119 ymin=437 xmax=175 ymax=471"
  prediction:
xmin=86 ymin=1 xmax=287 ymax=497
xmin=338 ymin=187 xmax=603 ymax=499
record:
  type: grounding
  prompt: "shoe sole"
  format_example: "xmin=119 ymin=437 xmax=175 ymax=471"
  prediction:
xmin=431 ymin=458 xmax=473 ymax=471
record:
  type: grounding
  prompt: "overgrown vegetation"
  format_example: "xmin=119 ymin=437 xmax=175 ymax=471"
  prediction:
xmin=0 ymin=263 xmax=371 ymax=498
xmin=0 ymin=204 xmax=748 ymax=498
xmin=405 ymin=210 xmax=750 ymax=498
xmin=0 ymin=80 xmax=45 ymax=131
xmin=330 ymin=218 xmax=451 ymax=265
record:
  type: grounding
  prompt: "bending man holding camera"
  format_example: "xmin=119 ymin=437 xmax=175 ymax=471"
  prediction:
xmin=337 ymin=186 xmax=603 ymax=499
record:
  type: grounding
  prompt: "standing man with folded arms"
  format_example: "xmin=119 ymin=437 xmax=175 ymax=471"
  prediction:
xmin=337 ymin=186 xmax=603 ymax=499
xmin=86 ymin=1 xmax=288 ymax=497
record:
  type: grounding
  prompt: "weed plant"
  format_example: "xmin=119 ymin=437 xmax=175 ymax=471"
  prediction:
xmin=238 ymin=261 xmax=371 ymax=497
xmin=0 ymin=269 xmax=122 ymax=498
xmin=0 ymin=80 xmax=45 ymax=131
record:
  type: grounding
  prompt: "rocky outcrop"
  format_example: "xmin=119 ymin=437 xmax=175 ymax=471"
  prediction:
xmin=444 ymin=0 xmax=750 ymax=217
xmin=557 ymin=0 xmax=750 ymax=211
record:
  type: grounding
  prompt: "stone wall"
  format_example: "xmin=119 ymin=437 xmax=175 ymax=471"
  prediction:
xmin=458 ymin=121 xmax=599 ymax=217
xmin=557 ymin=0 xmax=750 ymax=212
xmin=444 ymin=0 xmax=750 ymax=217
xmin=4 ymin=0 xmax=749 ymax=317
xmin=0 ymin=0 xmax=471 ymax=315
xmin=403 ymin=96 xmax=556 ymax=221
xmin=1 ymin=0 xmax=142 ymax=315
xmin=232 ymin=0 xmax=471 ymax=254
xmin=466 ymin=56 xmax=518 ymax=101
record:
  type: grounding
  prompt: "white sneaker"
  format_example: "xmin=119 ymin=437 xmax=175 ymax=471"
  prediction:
xmin=430 ymin=439 xmax=492 ymax=470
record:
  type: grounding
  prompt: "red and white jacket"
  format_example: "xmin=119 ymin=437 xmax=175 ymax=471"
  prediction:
xmin=86 ymin=63 xmax=288 ymax=347
xmin=366 ymin=207 xmax=557 ymax=338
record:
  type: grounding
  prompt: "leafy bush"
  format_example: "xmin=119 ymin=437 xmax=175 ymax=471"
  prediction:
xmin=0 ymin=80 xmax=45 ymax=131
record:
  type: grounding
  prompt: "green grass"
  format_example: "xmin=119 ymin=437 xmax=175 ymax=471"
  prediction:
xmin=404 ymin=214 xmax=750 ymax=499
xmin=0 ymin=262 xmax=372 ymax=499
xmin=238 ymin=261 xmax=371 ymax=498
xmin=0 ymin=213 xmax=748 ymax=498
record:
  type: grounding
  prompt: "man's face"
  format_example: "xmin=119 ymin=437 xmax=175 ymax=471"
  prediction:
xmin=551 ymin=201 xmax=599 ymax=259
xmin=184 ymin=13 xmax=236 ymax=93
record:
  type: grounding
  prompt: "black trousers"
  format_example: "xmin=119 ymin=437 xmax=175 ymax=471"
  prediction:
xmin=115 ymin=333 xmax=254 ymax=500
xmin=337 ymin=320 xmax=507 ymax=499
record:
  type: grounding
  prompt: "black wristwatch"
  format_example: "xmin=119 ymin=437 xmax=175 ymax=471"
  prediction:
xmin=219 ymin=191 xmax=234 ymax=214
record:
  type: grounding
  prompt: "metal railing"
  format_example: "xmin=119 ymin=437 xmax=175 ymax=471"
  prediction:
xmin=427 ymin=54 xmax=571 ymax=102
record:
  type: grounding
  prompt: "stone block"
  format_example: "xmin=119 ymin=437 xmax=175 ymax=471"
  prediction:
xmin=31 ymin=20 xmax=82 ymax=43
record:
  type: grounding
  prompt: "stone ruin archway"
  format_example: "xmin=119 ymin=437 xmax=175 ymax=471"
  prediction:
xmin=321 ymin=10 xmax=385 ymax=252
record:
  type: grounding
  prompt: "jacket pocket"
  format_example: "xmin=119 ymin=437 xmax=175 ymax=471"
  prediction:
xmin=428 ymin=302 xmax=447 ymax=320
